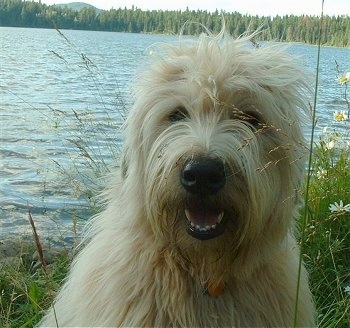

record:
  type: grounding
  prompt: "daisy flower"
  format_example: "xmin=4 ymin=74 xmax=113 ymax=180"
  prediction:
xmin=344 ymin=286 xmax=350 ymax=295
xmin=316 ymin=169 xmax=327 ymax=179
xmin=339 ymin=72 xmax=350 ymax=85
xmin=333 ymin=110 xmax=347 ymax=121
xmin=329 ymin=200 xmax=350 ymax=213
xmin=325 ymin=140 xmax=335 ymax=150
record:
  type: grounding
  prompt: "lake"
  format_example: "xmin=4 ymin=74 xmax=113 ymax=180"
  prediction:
xmin=0 ymin=27 xmax=349 ymax=241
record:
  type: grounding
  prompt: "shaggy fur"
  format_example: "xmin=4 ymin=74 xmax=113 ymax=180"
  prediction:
xmin=39 ymin=29 xmax=315 ymax=327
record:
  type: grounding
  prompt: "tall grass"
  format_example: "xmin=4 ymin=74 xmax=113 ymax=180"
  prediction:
xmin=48 ymin=29 xmax=126 ymax=212
xmin=1 ymin=27 xmax=350 ymax=328
xmin=0 ymin=238 xmax=70 ymax=327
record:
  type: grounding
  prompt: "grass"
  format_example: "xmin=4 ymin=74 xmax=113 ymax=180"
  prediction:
xmin=0 ymin=238 xmax=70 ymax=327
xmin=1 ymin=32 xmax=349 ymax=327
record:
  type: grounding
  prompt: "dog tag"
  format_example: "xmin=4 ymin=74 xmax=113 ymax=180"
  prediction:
xmin=205 ymin=280 xmax=225 ymax=298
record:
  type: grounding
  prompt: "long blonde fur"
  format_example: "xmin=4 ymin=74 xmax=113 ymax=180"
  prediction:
xmin=39 ymin=28 xmax=315 ymax=327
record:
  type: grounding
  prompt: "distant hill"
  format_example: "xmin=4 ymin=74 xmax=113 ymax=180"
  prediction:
xmin=0 ymin=1 xmax=349 ymax=47
xmin=56 ymin=2 xmax=101 ymax=13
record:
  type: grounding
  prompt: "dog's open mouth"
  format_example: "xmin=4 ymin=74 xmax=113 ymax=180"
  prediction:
xmin=185 ymin=207 xmax=225 ymax=240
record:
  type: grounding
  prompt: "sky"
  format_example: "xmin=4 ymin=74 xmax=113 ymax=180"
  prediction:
xmin=39 ymin=0 xmax=350 ymax=17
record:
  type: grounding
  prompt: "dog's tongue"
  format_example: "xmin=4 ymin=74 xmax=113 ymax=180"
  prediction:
xmin=185 ymin=207 xmax=223 ymax=227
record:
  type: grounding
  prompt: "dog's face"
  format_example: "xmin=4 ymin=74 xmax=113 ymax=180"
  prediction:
xmin=123 ymin=33 xmax=309 ymax=255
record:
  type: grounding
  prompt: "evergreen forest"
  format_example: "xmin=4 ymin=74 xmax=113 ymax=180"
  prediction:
xmin=0 ymin=0 xmax=349 ymax=47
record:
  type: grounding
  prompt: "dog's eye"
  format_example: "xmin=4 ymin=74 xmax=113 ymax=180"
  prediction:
xmin=243 ymin=112 xmax=262 ymax=127
xmin=169 ymin=107 xmax=188 ymax=122
xmin=230 ymin=109 xmax=263 ymax=128
xmin=243 ymin=111 xmax=263 ymax=128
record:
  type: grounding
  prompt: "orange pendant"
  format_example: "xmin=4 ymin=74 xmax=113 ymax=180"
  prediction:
xmin=206 ymin=280 xmax=225 ymax=298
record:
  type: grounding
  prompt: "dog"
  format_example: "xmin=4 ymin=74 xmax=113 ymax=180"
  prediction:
xmin=39 ymin=27 xmax=315 ymax=327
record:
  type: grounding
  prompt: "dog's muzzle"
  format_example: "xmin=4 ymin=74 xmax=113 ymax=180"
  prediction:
xmin=181 ymin=158 xmax=226 ymax=240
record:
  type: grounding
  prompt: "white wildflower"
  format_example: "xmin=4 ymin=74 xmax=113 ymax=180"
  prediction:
xmin=329 ymin=200 xmax=350 ymax=213
xmin=316 ymin=169 xmax=327 ymax=179
xmin=325 ymin=140 xmax=335 ymax=150
xmin=339 ymin=72 xmax=350 ymax=85
xmin=333 ymin=110 xmax=348 ymax=121
xmin=344 ymin=286 xmax=350 ymax=295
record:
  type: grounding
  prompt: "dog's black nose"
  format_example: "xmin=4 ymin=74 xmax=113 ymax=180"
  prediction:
xmin=181 ymin=158 xmax=225 ymax=194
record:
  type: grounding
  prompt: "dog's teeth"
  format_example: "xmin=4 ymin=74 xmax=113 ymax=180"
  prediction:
xmin=185 ymin=209 xmax=191 ymax=221
xmin=186 ymin=209 xmax=223 ymax=232
xmin=217 ymin=212 xmax=224 ymax=224
xmin=190 ymin=223 xmax=219 ymax=232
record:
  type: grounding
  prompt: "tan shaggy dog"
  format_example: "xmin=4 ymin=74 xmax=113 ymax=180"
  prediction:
xmin=39 ymin=28 xmax=315 ymax=327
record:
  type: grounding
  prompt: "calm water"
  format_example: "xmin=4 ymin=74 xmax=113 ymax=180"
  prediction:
xmin=0 ymin=27 xmax=349 ymax=240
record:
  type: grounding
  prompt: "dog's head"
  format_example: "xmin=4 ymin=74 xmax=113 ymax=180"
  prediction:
xmin=121 ymin=29 xmax=311 ymax=261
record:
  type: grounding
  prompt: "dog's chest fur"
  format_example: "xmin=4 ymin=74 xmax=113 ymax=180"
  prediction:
xmin=106 ymin=244 xmax=311 ymax=327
